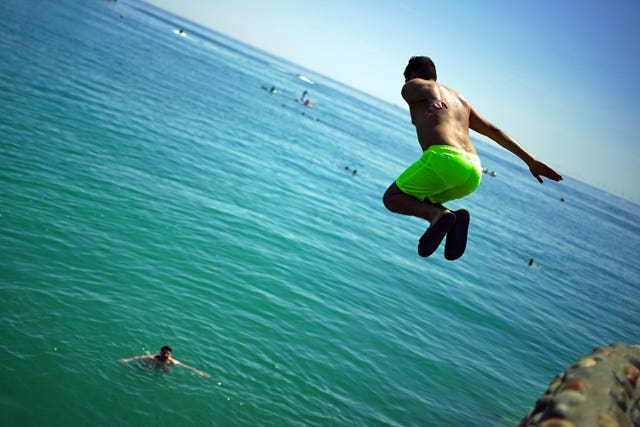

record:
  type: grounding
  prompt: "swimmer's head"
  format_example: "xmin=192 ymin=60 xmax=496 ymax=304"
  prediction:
xmin=404 ymin=56 xmax=437 ymax=82
xmin=158 ymin=345 xmax=172 ymax=361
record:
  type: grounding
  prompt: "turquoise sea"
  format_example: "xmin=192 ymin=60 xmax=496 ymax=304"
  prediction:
xmin=1 ymin=0 xmax=639 ymax=425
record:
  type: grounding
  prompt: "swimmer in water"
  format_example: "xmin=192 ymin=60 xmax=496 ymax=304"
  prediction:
xmin=118 ymin=345 xmax=209 ymax=378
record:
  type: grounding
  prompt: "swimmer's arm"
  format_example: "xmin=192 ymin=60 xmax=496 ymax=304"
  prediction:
xmin=401 ymin=79 xmax=448 ymax=114
xmin=173 ymin=359 xmax=210 ymax=378
xmin=118 ymin=354 xmax=154 ymax=364
xmin=469 ymin=105 xmax=562 ymax=183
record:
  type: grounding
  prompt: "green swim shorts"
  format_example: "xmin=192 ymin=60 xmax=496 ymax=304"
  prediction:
xmin=396 ymin=145 xmax=482 ymax=204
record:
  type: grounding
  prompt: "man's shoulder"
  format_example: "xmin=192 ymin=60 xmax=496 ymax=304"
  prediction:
xmin=403 ymin=77 xmax=435 ymax=89
xmin=437 ymin=82 xmax=458 ymax=95
xmin=402 ymin=78 xmax=436 ymax=103
xmin=439 ymin=84 xmax=468 ymax=105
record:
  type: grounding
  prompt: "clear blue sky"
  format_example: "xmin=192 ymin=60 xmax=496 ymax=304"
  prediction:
xmin=147 ymin=0 xmax=640 ymax=203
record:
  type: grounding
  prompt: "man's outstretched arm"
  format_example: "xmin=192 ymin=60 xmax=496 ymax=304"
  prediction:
xmin=118 ymin=354 xmax=154 ymax=364
xmin=173 ymin=359 xmax=210 ymax=378
xmin=469 ymin=106 xmax=562 ymax=183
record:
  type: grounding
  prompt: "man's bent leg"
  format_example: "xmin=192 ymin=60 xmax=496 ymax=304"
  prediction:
xmin=383 ymin=182 xmax=457 ymax=257
xmin=383 ymin=182 xmax=449 ymax=224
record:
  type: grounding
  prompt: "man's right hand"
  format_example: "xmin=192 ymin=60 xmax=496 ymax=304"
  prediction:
xmin=529 ymin=160 xmax=563 ymax=183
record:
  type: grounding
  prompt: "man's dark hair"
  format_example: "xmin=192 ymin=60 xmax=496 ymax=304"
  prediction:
xmin=404 ymin=56 xmax=437 ymax=81
xmin=160 ymin=345 xmax=172 ymax=353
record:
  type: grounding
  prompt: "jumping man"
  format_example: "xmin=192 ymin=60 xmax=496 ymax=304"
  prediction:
xmin=383 ymin=56 xmax=562 ymax=260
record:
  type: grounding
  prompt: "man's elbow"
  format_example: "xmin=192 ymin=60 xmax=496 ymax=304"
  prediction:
xmin=486 ymin=124 xmax=503 ymax=138
xmin=473 ymin=123 xmax=500 ymax=138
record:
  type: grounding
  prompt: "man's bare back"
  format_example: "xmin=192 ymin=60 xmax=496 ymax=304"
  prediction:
xmin=402 ymin=78 xmax=477 ymax=155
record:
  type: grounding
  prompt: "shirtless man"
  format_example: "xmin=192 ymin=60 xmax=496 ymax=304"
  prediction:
xmin=118 ymin=345 xmax=210 ymax=378
xmin=383 ymin=56 xmax=562 ymax=260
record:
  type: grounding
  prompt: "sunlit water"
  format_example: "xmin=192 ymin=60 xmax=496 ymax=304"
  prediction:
xmin=1 ymin=0 xmax=638 ymax=425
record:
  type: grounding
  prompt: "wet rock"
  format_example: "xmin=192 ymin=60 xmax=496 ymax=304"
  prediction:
xmin=538 ymin=419 xmax=574 ymax=427
xmin=519 ymin=343 xmax=640 ymax=427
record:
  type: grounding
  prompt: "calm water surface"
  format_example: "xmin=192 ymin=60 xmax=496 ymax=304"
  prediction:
xmin=1 ymin=0 xmax=638 ymax=425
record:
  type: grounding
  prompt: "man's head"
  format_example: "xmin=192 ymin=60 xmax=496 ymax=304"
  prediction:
xmin=158 ymin=345 xmax=172 ymax=361
xmin=404 ymin=56 xmax=437 ymax=82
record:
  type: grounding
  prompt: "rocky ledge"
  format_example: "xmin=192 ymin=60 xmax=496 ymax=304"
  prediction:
xmin=519 ymin=343 xmax=640 ymax=427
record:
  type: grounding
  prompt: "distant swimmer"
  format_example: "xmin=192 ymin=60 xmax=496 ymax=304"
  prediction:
xmin=297 ymin=90 xmax=314 ymax=106
xmin=344 ymin=166 xmax=358 ymax=176
xmin=382 ymin=56 xmax=562 ymax=260
xmin=261 ymin=85 xmax=277 ymax=94
xmin=528 ymin=258 xmax=534 ymax=266
xmin=482 ymin=167 xmax=497 ymax=177
xmin=118 ymin=345 xmax=210 ymax=378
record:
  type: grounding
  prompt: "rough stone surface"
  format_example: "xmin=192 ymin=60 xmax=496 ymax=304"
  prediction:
xmin=519 ymin=343 xmax=640 ymax=427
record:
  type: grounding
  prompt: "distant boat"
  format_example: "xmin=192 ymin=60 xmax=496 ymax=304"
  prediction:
xmin=296 ymin=74 xmax=314 ymax=84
